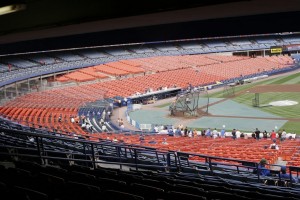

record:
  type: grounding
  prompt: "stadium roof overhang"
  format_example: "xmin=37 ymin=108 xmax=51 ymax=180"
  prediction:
xmin=0 ymin=0 xmax=300 ymax=52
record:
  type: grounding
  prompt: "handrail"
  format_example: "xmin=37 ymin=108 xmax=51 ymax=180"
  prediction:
xmin=1 ymin=125 xmax=300 ymax=186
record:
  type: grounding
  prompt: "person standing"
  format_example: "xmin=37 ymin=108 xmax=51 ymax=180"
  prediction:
xmin=278 ymin=129 xmax=282 ymax=141
xmin=236 ymin=129 xmax=241 ymax=139
xmin=193 ymin=129 xmax=198 ymax=137
xmin=154 ymin=125 xmax=159 ymax=133
xmin=255 ymin=128 xmax=261 ymax=140
xmin=184 ymin=126 xmax=188 ymax=137
xmin=281 ymin=129 xmax=287 ymax=141
xmin=188 ymin=129 xmax=193 ymax=138
xmin=220 ymin=128 xmax=226 ymax=138
xmin=201 ymin=129 xmax=206 ymax=137
xmin=206 ymin=128 xmax=211 ymax=138
xmin=232 ymin=129 xmax=237 ymax=140
xmin=270 ymin=130 xmax=277 ymax=141
xmin=263 ymin=130 xmax=268 ymax=139
xmin=174 ymin=128 xmax=181 ymax=137
xmin=212 ymin=128 xmax=218 ymax=138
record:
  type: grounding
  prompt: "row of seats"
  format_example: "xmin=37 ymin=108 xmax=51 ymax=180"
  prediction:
xmin=0 ymin=117 xmax=299 ymax=199
xmin=94 ymin=133 xmax=300 ymax=168
xmin=1 ymin=145 xmax=300 ymax=200
xmin=55 ymin=55 xmax=293 ymax=92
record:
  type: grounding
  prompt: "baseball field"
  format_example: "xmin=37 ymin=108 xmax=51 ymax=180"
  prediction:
xmin=209 ymin=71 xmax=300 ymax=133
xmin=128 ymin=71 xmax=300 ymax=134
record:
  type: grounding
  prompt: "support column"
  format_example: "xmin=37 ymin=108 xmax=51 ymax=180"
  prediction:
xmin=28 ymin=79 xmax=30 ymax=92
xmin=4 ymin=86 xmax=7 ymax=99
xmin=15 ymin=83 xmax=18 ymax=97
xmin=40 ymin=76 xmax=43 ymax=91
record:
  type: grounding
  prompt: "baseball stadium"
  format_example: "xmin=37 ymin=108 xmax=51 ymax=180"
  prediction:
xmin=1 ymin=1 xmax=300 ymax=199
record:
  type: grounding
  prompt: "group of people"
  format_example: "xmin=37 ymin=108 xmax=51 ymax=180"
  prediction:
xmin=79 ymin=108 xmax=112 ymax=133
xmin=257 ymin=158 xmax=298 ymax=183
xmin=117 ymin=118 xmax=125 ymax=129
xmin=251 ymin=128 xmax=287 ymax=141
xmin=162 ymin=125 xmax=290 ymax=142
xmin=164 ymin=126 xmax=227 ymax=139
xmin=164 ymin=126 xmax=228 ymax=139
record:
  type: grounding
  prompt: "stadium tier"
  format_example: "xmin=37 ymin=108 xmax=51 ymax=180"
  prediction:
xmin=1 ymin=34 xmax=300 ymax=200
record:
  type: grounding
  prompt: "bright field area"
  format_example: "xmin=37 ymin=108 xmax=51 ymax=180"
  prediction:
xmin=210 ymin=71 xmax=300 ymax=133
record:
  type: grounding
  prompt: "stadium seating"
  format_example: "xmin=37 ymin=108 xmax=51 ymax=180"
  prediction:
xmin=1 ymin=121 xmax=300 ymax=200
xmin=2 ymin=57 xmax=40 ymax=68
xmin=1 ymin=35 xmax=300 ymax=199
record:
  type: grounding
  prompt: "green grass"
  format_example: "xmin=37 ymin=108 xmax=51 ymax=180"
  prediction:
xmin=234 ymin=92 xmax=300 ymax=133
xmin=209 ymin=76 xmax=289 ymax=98
xmin=210 ymin=71 xmax=300 ymax=98
xmin=270 ymin=72 xmax=300 ymax=85
xmin=208 ymin=72 xmax=300 ymax=133
xmin=280 ymin=121 xmax=300 ymax=134
xmin=234 ymin=92 xmax=300 ymax=118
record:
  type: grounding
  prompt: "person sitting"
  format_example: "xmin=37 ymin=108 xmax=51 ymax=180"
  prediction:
xmin=279 ymin=166 xmax=298 ymax=183
xmin=112 ymin=137 xmax=118 ymax=143
xmin=257 ymin=158 xmax=271 ymax=176
xmin=139 ymin=134 xmax=145 ymax=143
xmin=269 ymin=140 xmax=279 ymax=150
xmin=148 ymin=138 xmax=157 ymax=144
xmin=28 ymin=136 xmax=35 ymax=142
xmin=162 ymin=138 xmax=168 ymax=145
xmin=102 ymin=124 xmax=107 ymax=132
xmin=100 ymin=118 xmax=104 ymax=125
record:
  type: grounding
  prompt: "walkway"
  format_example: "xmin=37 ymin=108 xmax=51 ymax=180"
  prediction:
xmin=110 ymin=105 xmax=140 ymax=131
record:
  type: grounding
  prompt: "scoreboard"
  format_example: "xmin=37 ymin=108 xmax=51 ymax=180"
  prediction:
xmin=270 ymin=46 xmax=283 ymax=54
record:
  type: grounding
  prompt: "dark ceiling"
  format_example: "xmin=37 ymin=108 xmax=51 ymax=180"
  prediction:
xmin=0 ymin=0 xmax=300 ymax=54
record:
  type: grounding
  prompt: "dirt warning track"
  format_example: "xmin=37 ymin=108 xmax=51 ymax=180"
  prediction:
xmin=247 ymin=84 xmax=300 ymax=93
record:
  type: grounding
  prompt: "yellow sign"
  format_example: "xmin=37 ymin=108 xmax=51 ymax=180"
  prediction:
xmin=270 ymin=47 xmax=282 ymax=54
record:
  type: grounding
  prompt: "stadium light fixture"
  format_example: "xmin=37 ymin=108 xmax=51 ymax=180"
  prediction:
xmin=0 ymin=3 xmax=26 ymax=16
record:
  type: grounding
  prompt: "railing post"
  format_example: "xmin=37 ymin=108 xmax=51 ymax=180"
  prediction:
xmin=134 ymin=149 xmax=138 ymax=171
xmin=177 ymin=152 xmax=182 ymax=172
xmin=91 ymin=143 xmax=96 ymax=169
xmin=208 ymin=158 xmax=213 ymax=174
xmin=117 ymin=146 xmax=122 ymax=170
xmin=155 ymin=151 xmax=160 ymax=165
xmin=166 ymin=152 xmax=171 ymax=172
xmin=256 ymin=164 xmax=260 ymax=182
xmin=35 ymin=135 xmax=43 ymax=164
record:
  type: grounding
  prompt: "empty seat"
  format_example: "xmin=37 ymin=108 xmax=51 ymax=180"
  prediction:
xmin=103 ymin=190 xmax=144 ymax=200
xmin=167 ymin=191 xmax=206 ymax=200
xmin=12 ymin=186 xmax=49 ymax=200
